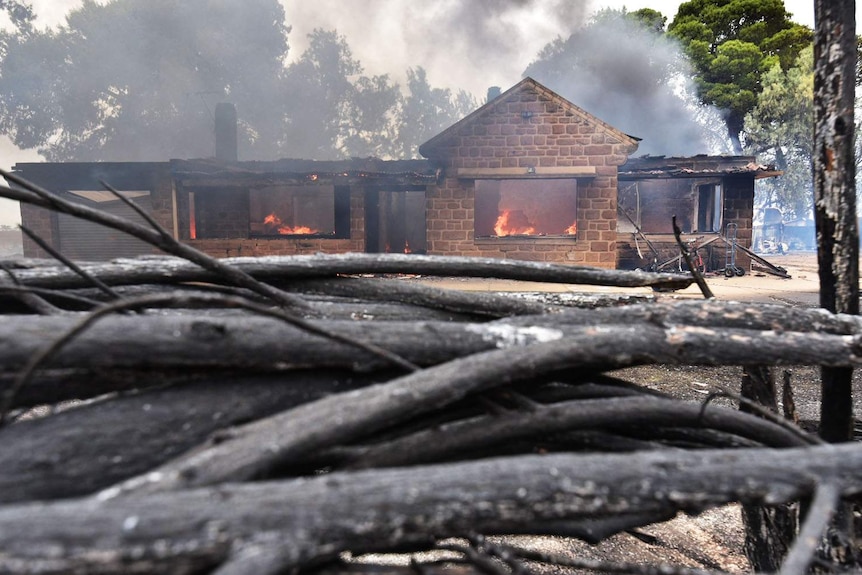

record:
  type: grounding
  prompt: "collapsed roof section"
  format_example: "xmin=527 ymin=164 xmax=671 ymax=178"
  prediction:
xmin=619 ymin=155 xmax=782 ymax=180
xmin=171 ymin=158 xmax=440 ymax=188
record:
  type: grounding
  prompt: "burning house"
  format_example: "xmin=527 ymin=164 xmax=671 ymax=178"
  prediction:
xmin=11 ymin=78 xmax=776 ymax=271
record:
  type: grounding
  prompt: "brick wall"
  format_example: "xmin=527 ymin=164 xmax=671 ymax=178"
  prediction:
xmin=150 ymin=177 xmax=176 ymax=236
xmin=723 ymin=175 xmax=755 ymax=270
xmin=421 ymin=82 xmax=637 ymax=268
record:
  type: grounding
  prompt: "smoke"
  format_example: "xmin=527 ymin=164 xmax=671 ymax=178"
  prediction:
xmin=524 ymin=14 xmax=721 ymax=156
xmin=283 ymin=0 xmax=591 ymax=98
xmin=284 ymin=1 xmax=723 ymax=155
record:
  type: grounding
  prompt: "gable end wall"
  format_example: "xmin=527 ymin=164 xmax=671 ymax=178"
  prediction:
xmin=424 ymin=88 xmax=636 ymax=267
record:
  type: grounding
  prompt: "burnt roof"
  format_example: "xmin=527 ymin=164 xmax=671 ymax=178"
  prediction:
xmin=10 ymin=158 xmax=441 ymax=190
xmin=171 ymin=158 xmax=440 ymax=187
xmin=619 ymin=155 xmax=782 ymax=180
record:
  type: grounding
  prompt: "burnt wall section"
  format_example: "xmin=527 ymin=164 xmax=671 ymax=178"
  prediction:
xmin=171 ymin=158 xmax=434 ymax=259
xmin=185 ymin=190 xmax=365 ymax=258
xmin=194 ymin=188 xmax=250 ymax=239
xmin=420 ymin=78 xmax=638 ymax=268
xmin=615 ymin=156 xmax=766 ymax=272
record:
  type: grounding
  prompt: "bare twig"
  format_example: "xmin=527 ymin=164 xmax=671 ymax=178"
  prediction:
xmin=700 ymin=387 xmax=822 ymax=446
xmin=19 ymin=224 xmax=121 ymax=301
xmin=0 ymin=263 xmax=60 ymax=315
xmin=0 ymin=285 xmax=101 ymax=308
xmin=99 ymin=179 xmax=172 ymax=241
xmin=779 ymin=483 xmax=840 ymax=575
xmin=0 ymin=170 xmax=310 ymax=310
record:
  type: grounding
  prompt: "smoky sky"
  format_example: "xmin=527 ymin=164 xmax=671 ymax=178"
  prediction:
xmin=284 ymin=0 xmax=591 ymax=98
xmin=284 ymin=0 xmax=717 ymax=156
xmin=524 ymin=14 xmax=720 ymax=156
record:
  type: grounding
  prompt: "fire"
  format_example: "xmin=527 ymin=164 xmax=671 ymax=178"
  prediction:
xmin=403 ymin=241 xmax=412 ymax=254
xmin=494 ymin=210 xmax=535 ymax=237
xmin=565 ymin=221 xmax=577 ymax=235
xmin=263 ymin=212 xmax=318 ymax=235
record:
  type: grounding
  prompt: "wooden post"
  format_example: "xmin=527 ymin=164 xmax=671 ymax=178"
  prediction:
xmin=813 ymin=0 xmax=857 ymax=444
xmin=813 ymin=0 xmax=858 ymax=564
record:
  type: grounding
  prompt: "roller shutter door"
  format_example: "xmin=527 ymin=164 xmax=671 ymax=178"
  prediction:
xmin=57 ymin=194 xmax=154 ymax=261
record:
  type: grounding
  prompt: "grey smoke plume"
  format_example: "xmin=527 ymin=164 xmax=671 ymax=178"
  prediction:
xmin=284 ymin=1 xmax=721 ymax=156
xmin=284 ymin=0 xmax=590 ymax=97
xmin=524 ymin=14 xmax=718 ymax=156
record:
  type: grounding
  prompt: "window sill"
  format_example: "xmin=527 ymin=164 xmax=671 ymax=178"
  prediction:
xmin=475 ymin=236 xmax=578 ymax=245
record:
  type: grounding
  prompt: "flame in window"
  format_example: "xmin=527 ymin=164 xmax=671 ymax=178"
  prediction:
xmin=263 ymin=212 xmax=318 ymax=235
xmin=494 ymin=210 xmax=536 ymax=237
xmin=565 ymin=221 xmax=577 ymax=235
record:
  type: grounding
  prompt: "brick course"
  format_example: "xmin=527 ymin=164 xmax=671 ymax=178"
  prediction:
xmin=420 ymin=79 xmax=638 ymax=268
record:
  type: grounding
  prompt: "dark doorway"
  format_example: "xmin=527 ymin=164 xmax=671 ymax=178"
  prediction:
xmin=697 ymin=183 xmax=722 ymax=232
xmin=365 ymin=189 xmax=426 ymax=254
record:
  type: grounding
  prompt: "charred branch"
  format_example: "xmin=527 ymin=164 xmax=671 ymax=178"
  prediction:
xmin=1 ymin=445 xmax=862 ymax=573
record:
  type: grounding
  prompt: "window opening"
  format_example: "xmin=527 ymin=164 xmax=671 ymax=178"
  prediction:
xmin=475 ymin=179 xmax=578 ymax=238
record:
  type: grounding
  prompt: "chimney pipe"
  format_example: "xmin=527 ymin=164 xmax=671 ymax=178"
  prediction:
xmin=487 ymin=86 xmax=502 ymax=103
xmin=214 ymin=102 xmax=237 ymax=162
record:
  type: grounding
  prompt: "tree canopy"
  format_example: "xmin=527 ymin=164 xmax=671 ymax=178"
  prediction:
xmin=668 ymin=0 xmax=813 ymax=153
xmin=0 ymin=0 xmax=291 ymax=161
xmin=395 ymin=67 xmax=476 ymax=159
xmin=744 ymin=46 xmax=813 ymax=221
xmin=0 ymin=0 xmax=475 ymax=162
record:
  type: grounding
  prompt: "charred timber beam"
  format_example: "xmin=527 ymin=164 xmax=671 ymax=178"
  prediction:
xmin=2 ymin=313 xmax=862 ymax=409
xmin=106 ymin=326 xmax=860 ymax=495
xmin=1 ymin=445 xmax=862 ymax=573
xmin=7 ymin=253 xmax=695 ymax=291
xmin=0 ymin=372 xmax=377 ymax=504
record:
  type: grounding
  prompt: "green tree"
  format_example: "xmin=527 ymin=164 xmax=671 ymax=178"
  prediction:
xmin=0 ymin=0 xmax=292 ymax=161
xmin=669 ymin=0 xmax=812 ymax=153
xmin=394 ymin=67 xmax=476 ymax=159
xmin=281 ymin=30 xmax=404 ymax=160
xmin=341 ymin=74 xmax=401 ymax=159
xmin=281 ymin=29 xmax=363 ymax=160
xmin=0 ymin=2 xmax=477 ymax=163
xmin=744 ymin=46 xmax=814 ymax=221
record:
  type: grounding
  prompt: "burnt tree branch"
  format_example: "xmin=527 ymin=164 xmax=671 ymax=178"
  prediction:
xmin=2 ymin=445 xmax=862 ymax=573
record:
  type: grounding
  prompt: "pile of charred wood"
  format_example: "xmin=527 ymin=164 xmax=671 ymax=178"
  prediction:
xmin=0 ymin=172 xmax=861 ymax=575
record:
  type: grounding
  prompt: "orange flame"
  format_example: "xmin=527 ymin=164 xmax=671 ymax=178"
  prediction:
xmin=263 ymin=212 xmax=319 ymax=235
xmin=403 ymin=241 xmax=412 ymax=254
xmin=565 ymin=221 xmax=577 ymax=235
xmin=494 ymin=210 xmax=535 ymax=237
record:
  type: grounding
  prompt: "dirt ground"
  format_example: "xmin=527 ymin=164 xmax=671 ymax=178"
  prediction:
xmin=417 ymin=251 xmax=824 ymax=307
xmin=405 ymin=251 xmax=852 ymax=572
